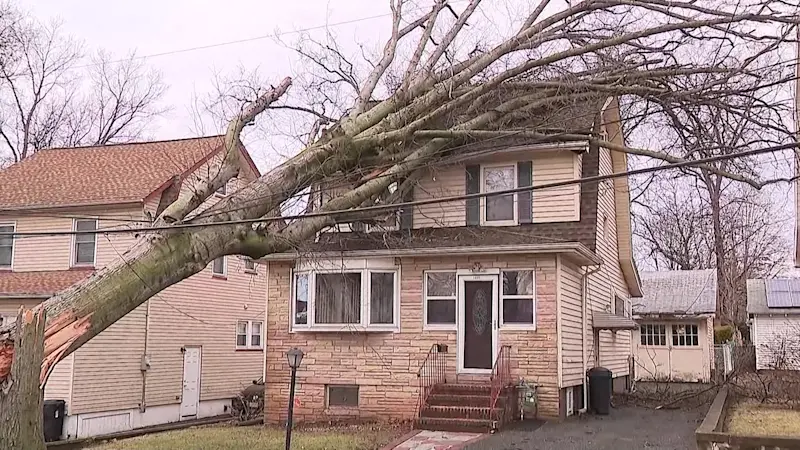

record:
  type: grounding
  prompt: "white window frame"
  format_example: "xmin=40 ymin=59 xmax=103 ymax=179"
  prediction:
xmin=212 ymin=256 xmax=227 ymax=277
xmin=640 ymin=323 xmax=667 ymax=346
xmin=71 ymin=218 xmax=98 ymax=267
xmin=235 ymin=320 xmax=263 ymax=350
xmin=480 ymin=163 xmax=518 ymax=226
xmin=612 ymin=293 xmax=630 ymax=318
xmin=244 ymin=257 xmax=257 ymax=274
xmin=0 ymin=222 xmax=15 ymax=270
xmin=499 ymin=269 xmax=536 ymax=329
xmin=290 ymin=265 xmax=400 ymax=333
xmin=215 ymin=180 xmax=228 ymax=197
xmin=365 ymin=181 xmax=400 ymax=233
xmin=671 ymin=323 xmax=699 ymax=347
xmin=423 ymin=270 xmax=458 ymax=331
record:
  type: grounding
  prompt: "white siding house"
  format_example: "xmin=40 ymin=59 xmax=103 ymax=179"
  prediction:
xmin=747 ymin=279 xmax=800 ymax=371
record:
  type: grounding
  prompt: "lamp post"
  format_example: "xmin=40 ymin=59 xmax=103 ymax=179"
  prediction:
xmin=285 ymin=347 xmax=304 ymax=450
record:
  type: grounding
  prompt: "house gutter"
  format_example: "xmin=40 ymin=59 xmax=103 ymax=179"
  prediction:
xmin=580 ymin=264 xmax=601 ymax=413
xmin=259 ymin=243 xmax=601 ymax=266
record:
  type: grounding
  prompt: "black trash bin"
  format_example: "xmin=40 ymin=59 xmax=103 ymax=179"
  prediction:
xmin=42 ymin=399 xmax=65 ymax=442
xmin=587 ymin=367 xmax=612 ymax=415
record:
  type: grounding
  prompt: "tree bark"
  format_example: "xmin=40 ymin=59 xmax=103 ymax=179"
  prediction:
xmin=0 ymin=308 xmax=47 ymax=450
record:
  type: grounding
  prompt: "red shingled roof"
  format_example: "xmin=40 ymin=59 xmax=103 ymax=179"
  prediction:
xmin=0 ymin=136 xmax=230 ymax=210
xmin=0 ymin=269 xmax=94 ymax=297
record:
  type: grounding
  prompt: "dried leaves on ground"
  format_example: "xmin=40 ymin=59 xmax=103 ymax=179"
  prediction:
xmin=727 ymin=401 xmax=800 ymax=437
xmin=87 ymin=422 xmax=409 ymax=450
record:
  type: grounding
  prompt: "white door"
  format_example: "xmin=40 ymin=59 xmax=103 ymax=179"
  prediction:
xmin=180 ymin=347 xmax=201 ymax=418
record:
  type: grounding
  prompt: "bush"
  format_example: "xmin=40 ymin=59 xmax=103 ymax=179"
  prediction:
xmin=715 ymin=325 xmax=734 ymax=344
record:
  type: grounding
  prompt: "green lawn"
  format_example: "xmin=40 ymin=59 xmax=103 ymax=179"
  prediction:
xmin=87 ymin=423 xmax=408 ymax=450
xmin=727 ymin=402 xmax=800 ymax=437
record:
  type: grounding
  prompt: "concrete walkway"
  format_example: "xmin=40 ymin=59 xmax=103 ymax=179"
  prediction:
xmin=390 ymin=430 xmax=485 ymax=449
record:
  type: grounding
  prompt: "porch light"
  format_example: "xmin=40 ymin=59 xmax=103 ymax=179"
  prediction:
xmin=287 ymin=347 xmax=304 ymax=369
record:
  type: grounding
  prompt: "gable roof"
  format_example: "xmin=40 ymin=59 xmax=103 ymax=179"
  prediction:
xmin=634 ymin=269 xmax=716 ymax=315
xmin=0 ymin=269 xmax=93 ymax=298
xmin=0 ymin=136 xmax=257 ymax=211
xmin=747 ymin=278 xmax=800 ymax=315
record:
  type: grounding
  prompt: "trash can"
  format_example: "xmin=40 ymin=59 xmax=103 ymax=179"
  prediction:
xmin=42 ymin=399 xmax=65 ymax=442
xmin=587 ymin=367 xmax=612 ymax=415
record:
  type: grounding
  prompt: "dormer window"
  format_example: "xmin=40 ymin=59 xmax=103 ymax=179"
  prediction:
xmin=481 ymin=164 xmax=517 ymax=225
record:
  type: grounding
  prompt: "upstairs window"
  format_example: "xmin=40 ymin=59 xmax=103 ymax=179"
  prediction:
xmin=212 ymin=256 xmax=227 ymax=277
xmin=614 ymin=295 xmax=629 ymax=318
xmin=292 ymin=267 xmax=399 ymax=332
xmin=236 ymin=320 xmax=263 ymax=350
xmin=0 ymin=223 xmax=14 ymax=269
xmin=244 ymin=257 xmax=257 ymax=274
xmin=481 ymin=164 xmax=517 ymax=225
xmin=73 ymin=219 xmax=97 ymax=266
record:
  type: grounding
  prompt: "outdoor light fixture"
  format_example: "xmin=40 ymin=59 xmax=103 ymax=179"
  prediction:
xmin=284 ymin=347 xmax=304 ymax=450
xmin=287 ymin=347 xmax=304 ymax=369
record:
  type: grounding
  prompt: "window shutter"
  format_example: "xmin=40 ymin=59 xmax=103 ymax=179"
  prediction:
xmin=517 ymin=161 xmax=533 ymax=224
xmin=465 ymin=165 xmax=481 ymax=226
xmin=399 ymin=177 xmax=413 ymax=230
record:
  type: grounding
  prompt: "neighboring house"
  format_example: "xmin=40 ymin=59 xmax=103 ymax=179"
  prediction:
xmin=260 ymin=97 xmax=642 ymax=429
xmin=0 ymin=137 xmax=265 ymax=439
xmin=632 ymin=270 xmax=716 ymax=383
xmin=747 ymin=278 xmax=800 ymax=370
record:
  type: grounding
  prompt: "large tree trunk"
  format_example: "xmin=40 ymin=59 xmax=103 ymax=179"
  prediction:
xmin=0 ymin=309 xmax=47 ymax=450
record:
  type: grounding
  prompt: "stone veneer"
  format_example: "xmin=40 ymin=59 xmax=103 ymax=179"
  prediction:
xmin=264 ymin=255 xmax=560 ymax=424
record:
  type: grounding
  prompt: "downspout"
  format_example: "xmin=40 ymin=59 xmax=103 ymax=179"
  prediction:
xmin=140 ymin=299 xmax=152 ymax=412
xmin=580 ymin=265 xmax=601 ymax=413
xmin=263 ymin=262 xmax=270 ymax=383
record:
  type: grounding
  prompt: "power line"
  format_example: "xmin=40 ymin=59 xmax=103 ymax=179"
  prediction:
xmin=64 ymin=3 xmax=466 ymax=71
xmin=2 ymin=141 xmax=796 ymax=239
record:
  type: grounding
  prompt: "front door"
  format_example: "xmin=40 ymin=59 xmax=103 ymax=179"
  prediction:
xmin=180 ymin=346 xmax=201 ymax=418
xmin=459 ymin=277 xmax=497 ymax=372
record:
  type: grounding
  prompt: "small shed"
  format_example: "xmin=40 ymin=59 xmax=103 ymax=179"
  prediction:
xmin=632 ymin=270 xmax=716 ymax=382
xmin=747 ymin=278 xmax=800 ymax=371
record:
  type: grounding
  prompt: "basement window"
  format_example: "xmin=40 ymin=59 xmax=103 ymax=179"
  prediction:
xmin=291 ymin=268 xmax=399 ymax=332
xmin=327 ymin=385 xmax=359 ymax=407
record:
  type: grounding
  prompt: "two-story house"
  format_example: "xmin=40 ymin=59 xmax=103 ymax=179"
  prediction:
xmin=260 ymin=97 xmax=642 ymax=430
xmin=0 ymin=137 xmax=266 ymax=440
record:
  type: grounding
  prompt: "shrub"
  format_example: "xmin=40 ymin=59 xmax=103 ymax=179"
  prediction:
xmin=715 ymin=325 xmax=734 ymax=344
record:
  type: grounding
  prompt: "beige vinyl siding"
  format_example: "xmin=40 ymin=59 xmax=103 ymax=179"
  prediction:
xmin=560 ymin=261 xmax=585 ymax=386
xmin=144 ymin=257 xmax=265 ymax=406
xmin=44 ymin=354 xmax=74 ymax=402
xmin=587 ymin=146 xmax=631 ymax=377
xmin=71 ymin=303 xmax=148 ymax=413
xmin=413 ymin=167 xmax=466 ymax=228
xmin=0 ymin=298 xmax=42 ymax=317
xmin=8 ymin=216 xmax=73 ymax=271
xmin=411 ymin=149 xmax=580 ymax=228
xmin=532 ymin=152 xmax=580 ymax=223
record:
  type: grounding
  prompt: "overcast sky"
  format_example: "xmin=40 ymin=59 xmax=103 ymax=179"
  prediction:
xmin=27 ymin=0 xmax=402 ymax=168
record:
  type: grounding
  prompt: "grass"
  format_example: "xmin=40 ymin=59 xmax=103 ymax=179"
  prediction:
xmin=87 ymin=423 xmax=408 ymax=450
xmin=727 ymin=401 xmax=800 ymax=437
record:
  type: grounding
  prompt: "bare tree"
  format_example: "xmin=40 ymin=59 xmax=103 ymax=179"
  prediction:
xmin=2 ymin=0 xmax=800 ymax=447
xmin=0 ymin=4 xmax=166 ymax=164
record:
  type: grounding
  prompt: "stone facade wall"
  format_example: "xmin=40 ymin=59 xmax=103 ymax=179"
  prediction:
xmin=264 ymin=255 xmax=560 ymax=424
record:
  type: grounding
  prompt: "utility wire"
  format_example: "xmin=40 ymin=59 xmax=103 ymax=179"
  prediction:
xmin=1 ymin=141 xmax=796 ymax=238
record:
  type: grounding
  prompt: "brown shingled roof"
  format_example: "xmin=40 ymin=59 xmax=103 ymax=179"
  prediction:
xmin=0 ymin=269 xmax=94 ymax=297
xmin=0 ymin=136 xmax=229 ymax=210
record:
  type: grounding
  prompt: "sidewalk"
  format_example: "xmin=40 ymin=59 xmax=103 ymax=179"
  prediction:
xmin=387 ymin=430 xmax=486 ymax=449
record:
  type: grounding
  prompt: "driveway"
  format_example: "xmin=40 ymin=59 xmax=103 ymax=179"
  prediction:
xmin=466 ymin=406 xmax=706 ymax=450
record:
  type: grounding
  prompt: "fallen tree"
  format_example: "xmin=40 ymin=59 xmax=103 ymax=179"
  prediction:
xmin=1 ymin=0 xmax=799 ymax=447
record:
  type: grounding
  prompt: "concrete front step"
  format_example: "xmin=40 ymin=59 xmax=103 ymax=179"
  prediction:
xmin=421 ymin=405 xmax=504 ymax=420
xmin=415 ymin=416 xmax=496 ymax=433
xmin=430 ymin=383 xmax=492 ymax=396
